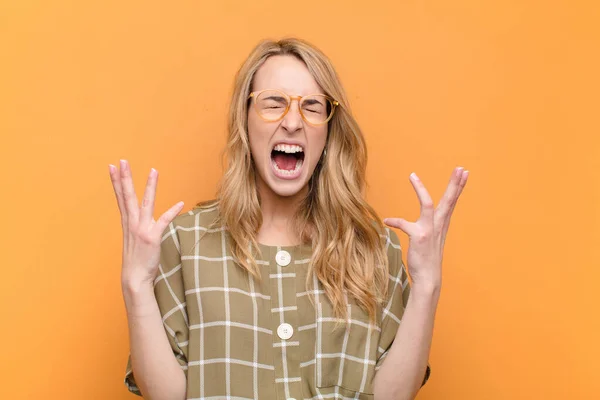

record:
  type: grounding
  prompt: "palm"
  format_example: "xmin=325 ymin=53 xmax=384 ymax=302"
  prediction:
xmin=109 ymin=160 xmax=184 ymax=284
xmin=384 ymin=167 xmax=469 ymax=285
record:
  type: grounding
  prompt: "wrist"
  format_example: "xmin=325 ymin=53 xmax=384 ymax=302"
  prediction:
xmin=409 ymin=281 xmax=442 ymax=313
xmin=122 ymin=278 xmax=158 ymax=316
xmin=121 ymin=267 xmax=155 ymax=287
xmin=411 ymin=279 xmax=442 ymax=297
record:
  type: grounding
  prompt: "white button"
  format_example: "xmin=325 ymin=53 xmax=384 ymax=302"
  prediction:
xmin=277 ymin=323 xmax=294 ymax=340
xmin=276 ymin=250 xmax=291 ymax=266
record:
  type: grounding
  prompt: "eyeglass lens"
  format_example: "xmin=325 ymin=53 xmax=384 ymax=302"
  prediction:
xmin=255 ymin=90 xmax=333 ymax=124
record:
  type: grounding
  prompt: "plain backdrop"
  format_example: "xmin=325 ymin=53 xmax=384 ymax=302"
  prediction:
xmin=1 ymin=0 xmax=598 ymax=399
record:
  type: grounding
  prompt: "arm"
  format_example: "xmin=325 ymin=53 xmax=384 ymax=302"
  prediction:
xmin=377 ymin=167 xmax=469 ymax=399
xmin=123 ymin=280 xmax=187 ymax=400
xmin=373 ymin=282 xmax=439 ymax=400
xmin=109 ymin=160 xmax=188 ymax=399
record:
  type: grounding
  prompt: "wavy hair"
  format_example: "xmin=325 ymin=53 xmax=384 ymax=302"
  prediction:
xmin=204 ymin=38 xmax=389 ymax=322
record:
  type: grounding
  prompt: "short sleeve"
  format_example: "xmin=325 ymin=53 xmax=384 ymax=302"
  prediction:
xmin=124 ymin=221 xmax=190 ymax=396
xmin=375 ymin=228 xmax=431 ymax=388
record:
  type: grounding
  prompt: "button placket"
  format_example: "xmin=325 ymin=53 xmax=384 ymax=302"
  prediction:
xmin=270 ymin=246 xmax=301 ymax=399
xmin=275 ymin=250 xmax=293 ymax=340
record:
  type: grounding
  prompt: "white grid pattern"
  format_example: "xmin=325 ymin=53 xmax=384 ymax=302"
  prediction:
xmin=157 ymin=226 xmax=190 ymax=327
xmin=123 ymin=205 xmax=427 ymax=399
xmin=194 ymin=211 xmax=205 ymax=399
xmin=335 ymin=305 xmax=351 ymax=387
xmin=221 ymin=228 xmax=232 ymax=396
xmin=188 ymin=322 xmax=272 ymax=335
xmin=188 ymin=359 xmax=274 ymax=369
xmin=188 ymin=397 xmax=254 ymax=400
xmin=248 ymin=269 xmax=260 ymax=399
xmin=314 ymin=302 xmax=379 ymax=390
xmin=184 ymin=286 xmax=270 ymax=300
xmin=357 ymin=322 xmax=373 ymax=395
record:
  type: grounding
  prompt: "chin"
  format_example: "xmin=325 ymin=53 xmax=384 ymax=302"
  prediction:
xmin=264 ymin=173 xmax=310 ymax=198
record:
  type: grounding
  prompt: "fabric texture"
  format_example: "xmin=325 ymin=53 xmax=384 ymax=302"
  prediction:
xmin=124 ymin=203 xmax=430 ymax=399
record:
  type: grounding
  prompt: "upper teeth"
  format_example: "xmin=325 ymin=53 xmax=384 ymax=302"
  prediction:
xmin=274 ymin=144 xmax=303 ymax=153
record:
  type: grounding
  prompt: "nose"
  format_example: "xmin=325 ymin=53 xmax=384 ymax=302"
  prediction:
xmin=281 ymin=98 xmax=303 ymax=133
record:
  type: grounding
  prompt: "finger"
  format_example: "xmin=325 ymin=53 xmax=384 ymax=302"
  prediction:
xmin=409 ymin=173 xmax=434 ymax=221
xmin=441 ymin=169 xmax=469 ymax=239
xmin=119 ymin=160 xmax=140 ymax=223
xmin=445 ymin=169 xmax=469 ymax=221
xmin=109 ymin=164 xmax=128 ymax=229
xmin=140 ymin=168 xmax=158 ymax=226
xmin=435 ymin=167 xmax=464 ymax=224
xmin=383 ymin=217 xmax=417 ymax=236
xmin=154 ymin=201 xmax=185 ymax=235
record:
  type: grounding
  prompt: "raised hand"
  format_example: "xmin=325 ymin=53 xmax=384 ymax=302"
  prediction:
xmin=384 ymin=167 xmax=469 ymax=288
xmin=109 ymin=160 xmax=185 ymax=286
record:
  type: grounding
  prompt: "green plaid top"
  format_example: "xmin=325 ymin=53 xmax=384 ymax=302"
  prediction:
xmin=124 ymin=203 xmax=430 ymax=399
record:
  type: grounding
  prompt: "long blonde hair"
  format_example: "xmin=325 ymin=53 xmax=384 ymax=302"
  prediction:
xmin=205 ymin=38 xmax=389 ymax=322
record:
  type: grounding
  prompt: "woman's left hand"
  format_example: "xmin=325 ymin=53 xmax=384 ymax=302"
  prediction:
xmin=384 ymin=167 xmax=469 ymax=288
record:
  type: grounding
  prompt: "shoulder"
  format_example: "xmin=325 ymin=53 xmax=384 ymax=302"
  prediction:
xmin=364 ymin=219 xmax=402 ymax=271
xmin=365 ymin=218 xmax=399 ymax=247
xmin=159 ymin=199 xmax=223 ymax=260
xmin=368 ymin=218 xmax=401 ymax=255
xmin=383 ymin=227 xmax=401 ymax=251
xmin=170 ymin=199 xmax=221 ymax=230
xmin=163 ymin=200 xmax=222 ymax=254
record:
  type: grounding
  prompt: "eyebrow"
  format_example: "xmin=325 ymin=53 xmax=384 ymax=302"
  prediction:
xmin=303 ymin=98 xmax=324 ymax=106
xmin=263 ymin=95 xmax=287 ymax=102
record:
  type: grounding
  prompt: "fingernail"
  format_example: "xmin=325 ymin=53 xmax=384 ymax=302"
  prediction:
xmin=108 ymin=164 xmax=115 ymax=173
xmin=411 ymin=172 xmax=419 ymax=180
xmin=120 ymin=159 xmax=127 ymax=170
xmin=150 ymin=168 xmax=157 ymax=177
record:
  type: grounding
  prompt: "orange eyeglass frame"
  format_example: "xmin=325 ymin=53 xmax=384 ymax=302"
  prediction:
xmin=248 ymin=89 xmax=340 ymax=126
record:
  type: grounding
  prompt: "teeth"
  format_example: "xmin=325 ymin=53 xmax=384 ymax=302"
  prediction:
xmin=272 ymin=158 xmax=303 ymax=176
xmin=273 ymin=144 xmax=303 ymax=153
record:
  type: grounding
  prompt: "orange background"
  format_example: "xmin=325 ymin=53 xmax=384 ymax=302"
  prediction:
xmin=1 ymin=1 xmax=598 ymax=399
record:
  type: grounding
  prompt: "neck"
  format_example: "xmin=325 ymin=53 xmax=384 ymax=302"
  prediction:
xmin=256 ymin=179 xmax=308 ymax=246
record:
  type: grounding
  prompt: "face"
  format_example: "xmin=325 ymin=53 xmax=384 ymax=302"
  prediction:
xmin=247 ymin=55 xmax=328 ymax=199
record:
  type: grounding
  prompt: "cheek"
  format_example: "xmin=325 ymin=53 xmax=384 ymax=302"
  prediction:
xmin=310 ymin=128 xmax=328 ymax=159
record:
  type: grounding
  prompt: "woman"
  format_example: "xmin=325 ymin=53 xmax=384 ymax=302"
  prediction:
xmin=109 ymin=38 xmax=468 ymax=400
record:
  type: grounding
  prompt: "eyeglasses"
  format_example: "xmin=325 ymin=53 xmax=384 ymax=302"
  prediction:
xmin=248 ymin=89 xmax=339 ymax=126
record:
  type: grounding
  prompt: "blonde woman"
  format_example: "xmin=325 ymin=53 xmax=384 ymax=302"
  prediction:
xmin=109 ymin=38 xmax=469 ymax=400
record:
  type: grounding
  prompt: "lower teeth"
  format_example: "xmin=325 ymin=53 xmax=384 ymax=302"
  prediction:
xmin=273 ymin=159 xmax=302 ymax=175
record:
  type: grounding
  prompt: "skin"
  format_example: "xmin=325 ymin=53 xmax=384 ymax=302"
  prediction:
xmin=375 ymin=168 xmax=469 ymax=399
xmin=109 ymin=54 xmax=470 ymax=400
xmin=247 ymin=55 xmax=328 ymax=246
xmin=385 ymin=169 xmax=469 ymax=287
xmin=109 ymin=162 xmax=187 ymax=399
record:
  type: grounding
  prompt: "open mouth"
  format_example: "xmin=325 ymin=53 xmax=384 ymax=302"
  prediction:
xmin=270 ymin=143 xmax=305 ymax=177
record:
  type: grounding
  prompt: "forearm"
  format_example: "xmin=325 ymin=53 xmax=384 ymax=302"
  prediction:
xmin=123 ymin=280 xmax=187 ymax=400
xmin=373 ymin=282 xmax=440 ymax=400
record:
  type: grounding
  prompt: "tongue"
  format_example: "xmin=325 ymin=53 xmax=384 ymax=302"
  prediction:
xmin=273 ymin=153 xmax=298 ymax=171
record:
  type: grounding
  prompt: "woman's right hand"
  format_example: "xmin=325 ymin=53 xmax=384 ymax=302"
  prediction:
xmin=109 ymin=160 xmax=185 ymax=287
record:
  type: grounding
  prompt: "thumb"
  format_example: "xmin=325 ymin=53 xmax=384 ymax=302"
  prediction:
xmin=155 ymin=201 xmax=185 ymax=233
xmin=384 ymin=218 xmax=415 ymax=236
